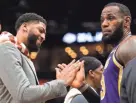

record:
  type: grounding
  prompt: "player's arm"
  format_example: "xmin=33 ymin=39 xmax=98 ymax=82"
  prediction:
xmin=0 ymin=42 xmax=67 ymax=103
xmin=116 ymin=36 xmax=136 ymax=66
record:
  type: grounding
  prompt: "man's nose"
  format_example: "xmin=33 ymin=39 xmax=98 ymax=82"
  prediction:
xmin=40 ymin=34 xmax=45 ymax=43
xmin=101 ymin=19 xmax=109 ymax=28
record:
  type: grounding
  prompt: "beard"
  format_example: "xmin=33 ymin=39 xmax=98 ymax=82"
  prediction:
xmin=102 ymin=22 xmax=124 ymax=44
xmin=27 ymin=33 xmax=40 ymax=52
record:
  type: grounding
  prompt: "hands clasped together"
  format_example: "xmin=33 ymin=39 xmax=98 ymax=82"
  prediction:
xmin=55 ymin=59 xmax=85 ymax=89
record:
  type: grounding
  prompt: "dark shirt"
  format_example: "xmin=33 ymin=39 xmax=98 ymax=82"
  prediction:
xmin=82 ymin=86 xmax=100 ymax=103
xmin=120 ymin=57 xmax=136 ymax=103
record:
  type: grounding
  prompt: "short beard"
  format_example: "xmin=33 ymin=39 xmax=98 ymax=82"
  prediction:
xmin=27 ymin=34 xmax=40 ymax=52
xmin=102 ymin=23 xmax=124 ymax=45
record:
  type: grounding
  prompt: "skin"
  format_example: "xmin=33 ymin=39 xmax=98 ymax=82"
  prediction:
xmin=15 ymin=20 xmax=84 ymax=87
xmin=101 ymin=5 xmax=136 ymax=66
xmin=86 ymin=65 xmax=103 ymax=91
xmin=16 ymin=21 xmax=46 ymax=52
xmin=56 ymin=60 xmax=85 ymax=87
xmin=57 ymin=62 xmax=103 ymax=89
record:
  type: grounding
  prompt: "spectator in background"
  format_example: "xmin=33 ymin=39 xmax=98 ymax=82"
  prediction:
xmin=64 ymin=56 xmax=103 ymax=103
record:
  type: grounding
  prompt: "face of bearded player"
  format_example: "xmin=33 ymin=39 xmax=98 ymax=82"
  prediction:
xmin=25 ymin=22 xmax=46 ymax=52
xmin=101 ymin=6 xmax=124 ymax=44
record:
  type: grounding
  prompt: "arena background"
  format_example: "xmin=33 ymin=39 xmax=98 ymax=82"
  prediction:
xmin=0 ymin=0 xmax=135 ymax=83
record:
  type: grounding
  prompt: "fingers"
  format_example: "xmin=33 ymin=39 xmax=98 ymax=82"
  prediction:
xmin=56 ymin=59 xmax=84 ymax=87
xmin=80 ymin=60 xmax=85 ymax=73
xmin=55 ymin=68 xmax=61 ymax=79
xmin=56 ymin=66 xmax=77 ymax=86
xmin=56 ymin=59 xmax=81 ymax=75
xmin=55 ymin=67 xmax=61 ymax=72
xmin=57 ymin=59 xmax=80 ymax=72
xmin=62 ymin=63 xmax=67 ymax=68
xmin=70 ymin=61 xmax=85 ymax=88
xmin=64 ymin=72 xmax=77 ymax=86
xmin=67 ymin=59 xmax=76 ymax=67
xmin=57 ymin=64 xmax=65 ymax=70
xmin=79 ymin=60 xmax=85 ymax=81
xmin=69 ymin=60 xmax=80 ymax=71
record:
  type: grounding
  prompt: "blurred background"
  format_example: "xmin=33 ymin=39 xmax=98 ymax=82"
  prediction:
xmin=0 ymin=0 xmax=135 ymax=83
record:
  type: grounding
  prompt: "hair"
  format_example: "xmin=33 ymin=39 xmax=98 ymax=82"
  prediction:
xmin=15 ymin=13 xmax=47 ymax=31
xmin=79 ymin=56 xmax=102 ymax=77
xmin=104 ymin=2 xmax=131 ymax=18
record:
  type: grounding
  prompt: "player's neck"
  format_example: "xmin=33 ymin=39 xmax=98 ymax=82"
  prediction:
xmin=121 ymin=30 xmax=131 ymax=41
xmin=16 ymin=31 xmax=27 ymax=46
xmin=86 ymin=77 xmax=97 ymax=91
xmin=113 ymin=30 xmax=131 ymax=47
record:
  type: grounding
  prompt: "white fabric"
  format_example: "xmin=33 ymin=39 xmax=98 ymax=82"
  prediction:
xmin=64 ymin=88 xmax=81 ymax=103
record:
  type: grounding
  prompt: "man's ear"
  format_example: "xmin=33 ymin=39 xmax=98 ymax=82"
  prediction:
xmin=21 ymin=23 xmax=28 ymax=32
xmin=89 ymin=70 xmax=94 ymax=78
xmin=124 ymin=16 xmax=131 ymax=28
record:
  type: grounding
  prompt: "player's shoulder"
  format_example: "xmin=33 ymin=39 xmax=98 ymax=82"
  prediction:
xmin=0 ymin=41 xmax=15 ymax=48
xmin=0 ymin=42 xmax=19 ymax=53
xmin=116 ymin=35 xmax=136 ymax=65
xmin=119 ymin=35 xmax=136 ymax=47
xmin=128 ymin=35 xmax=136 ymax=40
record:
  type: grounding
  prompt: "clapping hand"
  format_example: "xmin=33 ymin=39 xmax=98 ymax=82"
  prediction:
xmin=56 ymin=60 xmax=85 ymax=88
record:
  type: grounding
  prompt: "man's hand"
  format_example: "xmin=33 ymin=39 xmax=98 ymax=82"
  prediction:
xmin=56 ymin=60 xmax=85 ymax=88
xmin=55 ymin=60 xmax=81 ymax=86
xmin=71 ymin=60 xmax=85 ymax=88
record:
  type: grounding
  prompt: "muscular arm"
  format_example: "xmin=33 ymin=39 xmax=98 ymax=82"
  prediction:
xmin=0 ymin=42 xmax=67 ymax=103
xmin=116 ymin=36 xmax=136 ymax=66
